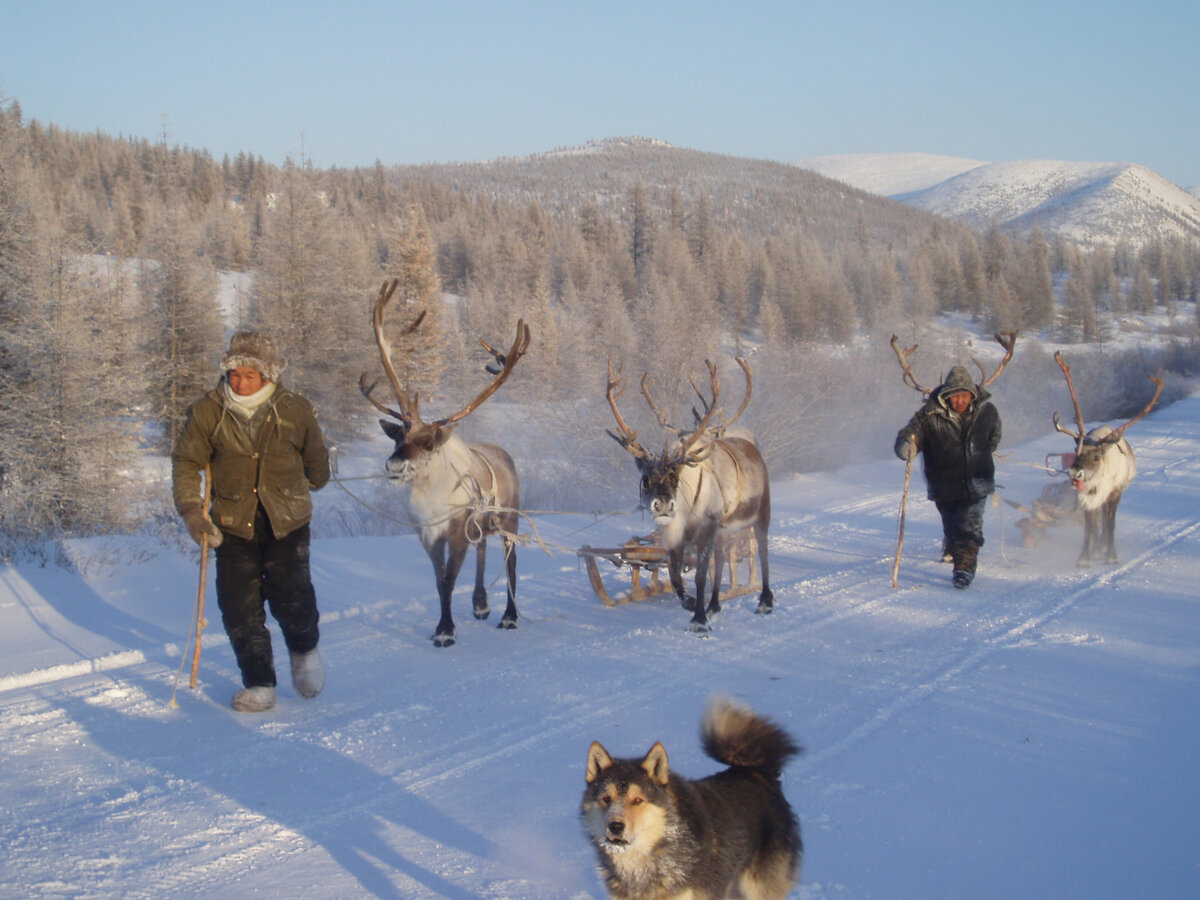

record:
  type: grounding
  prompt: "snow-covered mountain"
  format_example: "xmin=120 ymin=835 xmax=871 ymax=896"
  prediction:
xmin=798 ymin=152 xmax=1200 ymax=248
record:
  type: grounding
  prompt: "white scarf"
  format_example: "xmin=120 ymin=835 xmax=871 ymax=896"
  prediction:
xmin=223 ymin=379 xmax=277 ymax=420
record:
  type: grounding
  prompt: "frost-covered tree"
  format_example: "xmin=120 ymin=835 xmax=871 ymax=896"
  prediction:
xmin=253 ymin=162 xmax=375 ymax=441
xmin=141 ymin=209 xmax=224 ymax=450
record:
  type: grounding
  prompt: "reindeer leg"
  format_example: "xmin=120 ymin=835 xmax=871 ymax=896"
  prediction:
xmin=688 ymin=532 xmax=716 ymax=633
xmin=1102 ymin=493 xmax=1122 ymax=565
xmin=754 ymin=518 xmax=774 ymax=614
xmin=472 ymin=538 xmax=490 ymax=620
xmin=706 ymin=535 xmax=724 ymax=619
xmin=498 ymin=529 xmax=519 ymax=630
xmin=669 ymin=546 xmax=695 ymax=611
xmin=428 ymin=536 xmax=466 ymax=647
xmin=1077 ymin=510 xmax=1096 ymax=568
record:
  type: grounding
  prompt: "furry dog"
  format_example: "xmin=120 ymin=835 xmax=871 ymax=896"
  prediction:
xmin=581 ymin=696 xmax=802 ymax=900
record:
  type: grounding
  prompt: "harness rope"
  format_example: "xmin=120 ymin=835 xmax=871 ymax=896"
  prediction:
xmin=330 ymin=469 xmax=633 ymax=562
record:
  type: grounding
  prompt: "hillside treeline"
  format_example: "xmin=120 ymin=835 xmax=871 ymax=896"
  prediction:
xmin=2 ymin=99 xmax=1199 ymax=547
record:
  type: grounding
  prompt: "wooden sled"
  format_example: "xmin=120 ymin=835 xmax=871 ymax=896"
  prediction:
xmin=577 ymin=531 xmax=761 ymax=607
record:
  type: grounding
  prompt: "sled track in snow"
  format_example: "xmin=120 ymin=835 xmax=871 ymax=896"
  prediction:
xmin=793 ymin=511 xmax=1200 ymax=776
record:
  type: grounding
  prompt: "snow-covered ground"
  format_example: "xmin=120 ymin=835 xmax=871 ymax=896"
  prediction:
xmin=3 ymin=392 xmax=1200 ymax=899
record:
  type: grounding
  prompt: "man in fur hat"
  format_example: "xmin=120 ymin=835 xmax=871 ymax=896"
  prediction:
xmin=894 ymin=365 xmax=1001 ymax=589
xmin=173 ymin=332 xmax=330 ymax=712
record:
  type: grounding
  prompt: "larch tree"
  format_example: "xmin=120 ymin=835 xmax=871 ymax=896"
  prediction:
xmin=254 ymin=162 xmax=376 ymax=441
xmin=141 ymin=208 xmax=224 ymax=451
xmin=383 ymin=201 xmax=452 ymax=410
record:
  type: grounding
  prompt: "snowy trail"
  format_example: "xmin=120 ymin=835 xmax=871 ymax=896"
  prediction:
xmin=2 ymin=400 xmax=1200 ymax=898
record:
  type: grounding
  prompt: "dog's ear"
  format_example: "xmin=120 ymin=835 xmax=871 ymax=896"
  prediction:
xmin=641 ymin=741 xmax=670 ymax=785
xmin=586 ymin=741 xmax=613 ymax=783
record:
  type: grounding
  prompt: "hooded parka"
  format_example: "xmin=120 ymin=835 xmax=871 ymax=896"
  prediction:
xmin=894 ymin=373 xmax=1001 ymax=504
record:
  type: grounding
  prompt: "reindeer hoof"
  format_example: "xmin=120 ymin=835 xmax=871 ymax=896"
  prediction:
xmin=497 ymin=617 xmax=518 ymax=630
xmin=433 ymin=633 xmax=456 ymax=648
xmin=755 ymin=602 xmax=773 ymax=615
xmin=1076 ymin=558 xmax=1092 ymax=569
xmin=679 ymin=594 xmax=698 ymax=612
xmin=686 ymin=620 xmax=711 ymax=634
xmin=473 ymin=607 xmax=491 ymax=620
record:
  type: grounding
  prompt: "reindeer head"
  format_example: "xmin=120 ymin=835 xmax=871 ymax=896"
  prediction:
xmin=361 ymin=279 xmax=530 ymax=483
xmin=606 ymin=358 xmax=749 ymax=524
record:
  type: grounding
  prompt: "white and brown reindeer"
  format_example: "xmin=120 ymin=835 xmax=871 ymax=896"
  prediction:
xmin=1052 ymin=351 xmax=1163 ymax=567
xmin=361 ymin=279 xmax=531 ymax=647
xmin=606 ymin=357 xmax=772 ymax=632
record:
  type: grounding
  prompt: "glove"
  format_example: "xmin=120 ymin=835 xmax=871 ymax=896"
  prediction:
xmin=898 ymin=438 xmax=918 ymax=461
xmin=180 ymin=504 xmax=223 ymax=548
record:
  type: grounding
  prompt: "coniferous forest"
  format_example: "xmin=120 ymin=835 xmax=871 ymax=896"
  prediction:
xmin=2 ymin=97 xmax=1199 ymax=549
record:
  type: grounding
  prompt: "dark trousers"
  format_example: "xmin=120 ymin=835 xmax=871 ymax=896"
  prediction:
xmin=215 ymin=508 xmax=320 ymax=688
xmin=934 ymin=497 xmax=987 ymax=558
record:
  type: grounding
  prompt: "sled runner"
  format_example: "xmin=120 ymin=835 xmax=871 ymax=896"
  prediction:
xmin=577 ymin=531 xmax=762 ymax=607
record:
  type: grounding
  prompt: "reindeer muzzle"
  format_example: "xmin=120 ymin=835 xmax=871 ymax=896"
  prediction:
xmin=386 ymin=460 xmax=418 ymax=483
xmin=650 ymin=497 xmax=676 ymax=521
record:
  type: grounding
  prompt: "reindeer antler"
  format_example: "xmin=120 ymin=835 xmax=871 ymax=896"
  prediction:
xmin=360 ymin=279 xmax=427 ymax=424
xmin=890 ymin=335 xmax=932 ymax=396
xmin=1103 ymin=372 xmax=1165 ymax=444
xmin=1054 ymin=350 xmax=1165 ymax=447
xmin=1052 ymin=351 xmax=1087 ymax=444
xmin=640 ymin=373 xmax=682 ymax=435
xmin=436 ymin=318 xmax=531 ymax=427
xmin=723 ymin=358 xmax=753 ymax=430
xmin=676 ymin=360 xmax=722 ymax=459
xmin=606 ymin=359 xmax=649 ymax=459
xmin=976 ymin=331 xmax=1018 ymax=387
xmin=362 ymin=278 xmax=529 ymax=429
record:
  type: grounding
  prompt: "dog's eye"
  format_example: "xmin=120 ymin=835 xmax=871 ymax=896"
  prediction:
xmin=630 ymin=796 xmax=643 ymax=805
xmin=598 ymin=796 xmax=612 ymax=808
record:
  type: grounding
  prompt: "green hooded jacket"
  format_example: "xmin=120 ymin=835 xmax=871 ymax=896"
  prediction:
xmin=172 ymin=381 xmax=330 ymax=540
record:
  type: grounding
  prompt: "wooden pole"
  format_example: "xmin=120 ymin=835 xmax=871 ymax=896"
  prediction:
xmin=891 ymin=452 xmax=913 ymax=589
xmin=188 ymin=465 xmax=212 ymax=689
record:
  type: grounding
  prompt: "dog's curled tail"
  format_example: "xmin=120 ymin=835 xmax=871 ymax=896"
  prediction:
xmin=701 ymin=695 xmax=802 ymax=777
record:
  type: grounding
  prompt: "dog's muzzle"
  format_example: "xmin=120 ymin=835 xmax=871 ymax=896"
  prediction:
xmin=603 ymin=818 xmax=629 ymax=849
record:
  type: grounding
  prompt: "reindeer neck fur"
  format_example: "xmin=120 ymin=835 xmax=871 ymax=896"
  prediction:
xmin=657 ymin=438 xmax=759 ymax=545
xmin=405 ymin=431 xmax=491 ymax=545
xmin=1072 ymin=425 xmax=1137 ymax=512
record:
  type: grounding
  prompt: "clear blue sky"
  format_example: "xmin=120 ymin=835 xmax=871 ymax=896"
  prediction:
xmin=3 ymin=0 xmax=1197 ymax=189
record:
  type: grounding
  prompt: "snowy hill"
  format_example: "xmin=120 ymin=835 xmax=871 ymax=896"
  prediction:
xmin=798 ymin=152 xmax=1200 ymax=248
xmin=3 ymin=392 xmax=1199 ymax=897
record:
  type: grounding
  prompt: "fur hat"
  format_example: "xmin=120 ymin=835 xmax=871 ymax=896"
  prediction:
xmin=941 ymin=365 xmax=978 ymax=399
xmin=221 ymin=331 xmax=286 ymax=382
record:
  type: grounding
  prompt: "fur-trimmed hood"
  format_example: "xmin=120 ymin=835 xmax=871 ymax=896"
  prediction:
xmin=221 ymin=331 xmax=286 ymax=382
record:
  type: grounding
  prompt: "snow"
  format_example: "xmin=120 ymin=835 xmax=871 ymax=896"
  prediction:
xmin=797 ymin=152 xmax=989 ymax=197
xmin=3 ymin=393 xmax=1200 ymax=898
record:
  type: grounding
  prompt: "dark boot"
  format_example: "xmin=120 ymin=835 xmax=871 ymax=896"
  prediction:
xmin=952 ymin=541 xmax=980 ymax=589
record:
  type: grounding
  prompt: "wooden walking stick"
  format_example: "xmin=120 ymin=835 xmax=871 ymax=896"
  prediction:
xmin=189 ymin=464 xmax=212 ymax=689
xmin=892 ymin=449 xmax=914 ymax=589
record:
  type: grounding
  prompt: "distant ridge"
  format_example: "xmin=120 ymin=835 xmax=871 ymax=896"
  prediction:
xmin=797 ymin=152 xmax=1200 ymax=247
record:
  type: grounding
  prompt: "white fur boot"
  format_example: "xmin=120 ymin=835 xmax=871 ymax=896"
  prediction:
xmin=290 ymin=649 xmax=325 ymax=699
xmin=231 ymin=685 xmax=276 ymax=713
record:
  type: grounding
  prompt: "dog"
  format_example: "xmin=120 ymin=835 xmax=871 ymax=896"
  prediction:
xmin=581 ymin=696 xmax=802 ymax=900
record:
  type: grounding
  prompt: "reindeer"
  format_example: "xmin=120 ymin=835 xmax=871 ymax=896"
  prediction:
xmin=1052 ymin=351 xmax=1163 ymax=567
xmin=361 ymin=279 xmax=531 ymax=647
xmin=607 ymin=358 xmax=772 ymax=632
